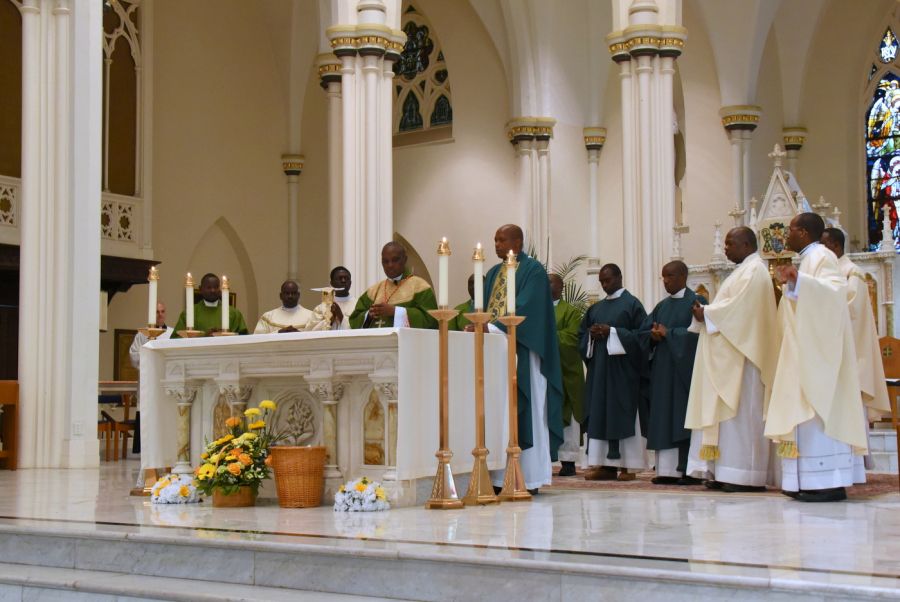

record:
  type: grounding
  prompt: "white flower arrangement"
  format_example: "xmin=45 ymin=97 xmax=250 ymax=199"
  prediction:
xmin=334 ymin=477 xmax=390 ymax=512
xmin=151 ymin=474 xmax=203 ymax=504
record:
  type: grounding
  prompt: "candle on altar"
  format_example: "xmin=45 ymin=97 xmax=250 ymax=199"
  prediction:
xmin=221 ymin=275 xmax=230 ymax=331
xmin=185 ymin=273 xmax=195 ymax=330
xmin=505 ymin=250 xmax=517 ymax=315
xmin=147 ymin=267 xmax=159 ymax=326
xmin=472 ymin=243 xmax=484 ymax=310
xmin=437 ymin=237 xmax=451 ymax=308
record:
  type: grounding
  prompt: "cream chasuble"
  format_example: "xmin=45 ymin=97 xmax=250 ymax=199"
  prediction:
xmin=684 ymin=254 xmax=778 ymax=451
xmin=839 ymin=255 xmax=891 ymax=420
xmin=765 ymin=244 xmax=868 ymax=457
xmin=253 ymin=306 xmax=334 ymax=334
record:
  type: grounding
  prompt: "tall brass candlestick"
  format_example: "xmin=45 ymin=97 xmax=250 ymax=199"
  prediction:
xmin=425 ymin=307 xmax=464 ymax=509
xmin=462 ymin=310 xmax=499 ymax=506
xmin=497 ymin=313 xmax=530 ymax=501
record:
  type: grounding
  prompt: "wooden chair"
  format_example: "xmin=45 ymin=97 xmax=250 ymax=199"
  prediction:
xmin=99 ymin=394 xmax=133 ymax=461
xmin=0 ymin=381 xmax=18 ymax=470
xmin=878 ymin=336 xmax=900 ymax=491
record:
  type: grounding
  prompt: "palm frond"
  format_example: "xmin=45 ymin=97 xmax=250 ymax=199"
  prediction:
xmin=551 ymin=254 xmax=588 ymax=281
xmin=562 ymin=280 xmax=589 ymax=315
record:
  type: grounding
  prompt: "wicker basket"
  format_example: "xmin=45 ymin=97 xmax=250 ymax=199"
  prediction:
xmin=212 ymin=486 xmax=257 ymax=508
xmin=269 ymin=446 xmax=327 ymax=508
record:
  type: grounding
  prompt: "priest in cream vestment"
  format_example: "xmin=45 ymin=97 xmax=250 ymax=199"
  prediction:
xmin=821 ymin=227 xmax=892 ymax=482
xmin=769 ymin=213 xmax=868 ymax=503
xmin=254 ymin=281 xmax=342 ymax=334
xmin=685 ymin=227 xmax=778 ymax=492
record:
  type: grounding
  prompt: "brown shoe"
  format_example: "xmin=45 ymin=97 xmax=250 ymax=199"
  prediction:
xmin=617 ymin=470 xmax=636 ymax=481
xmin=584 ymin=467 xmax=617 ymax=481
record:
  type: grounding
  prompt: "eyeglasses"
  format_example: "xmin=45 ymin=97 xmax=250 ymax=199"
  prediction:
xmin=784 ymin=226 xmax=805 ymax=234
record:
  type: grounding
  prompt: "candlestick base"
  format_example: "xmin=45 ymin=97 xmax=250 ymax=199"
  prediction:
xmin=211 ymin=330 xmax=238 ymax=337
xmin=138 ymin=326 xmax=166 ymax=341
xmin=496 ymin=314 xmax=530 ymax=502
xmin=497 ymin=446 xmax=532 ymax=502
xmin=424 ymin=449 xmax=464 ymax=510
xmin=462 ymin=446 xmax=499 ymax=506
xmin=176 ymin=330 xmax=203 ymax=338
xmin=461 ymin=311 xmax=499 ymax=507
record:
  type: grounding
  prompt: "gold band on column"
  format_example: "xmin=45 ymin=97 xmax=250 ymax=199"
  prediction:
xmin=497 ymin=314 xmax=531 ymax=502
xmin=462 ymin=312 xmax=500 ymax=506
xmin=425 ymin=308 xmax=465 ymax=510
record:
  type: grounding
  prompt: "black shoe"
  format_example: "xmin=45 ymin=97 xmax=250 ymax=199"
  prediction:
xmin=796 ymin=487 xmax=847 ymax=503
xmin=651 ymin=476 xmax=680 ymax=485
xmin=528 ymin=488 xmax=539 ymax=496
xmin=704 ymin=480 xmax=724 ymax=490
xmin=676 ymin=476 xmax=703 ymax=486
xmin=557 ymin=462 xmax=577 ymax=477
xmin=493 ymin=486 xmax=502 ymax=495
xmin=721 ymin=483 xmax=767 ymax=493
xmin=782 ymin=490 xmax=800 ymax=499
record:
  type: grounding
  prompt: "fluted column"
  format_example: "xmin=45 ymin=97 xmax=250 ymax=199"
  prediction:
xmin=381 ymin=37 xmax=402 ymax=251
xmin=782 ymin=127 xmax=806 ymax=178
xmin=719 ymin=107 xmax=761 ymax=213
xmin=318 ymin=55 xmax=343 ymax=269
xmin=307 ymin=380 xmax=345 ymax=479
xmin=360 ymin=43 xmax=385 ymax=287
xmin=508 ymin=123 xmax=535 ymax=238
xmin=631 ymin=38 xmax=657 ymax=302
xmin=167 ymin=386 xmax=198 ymax=474
xmin=584 ymin=128 xmax=606 ymax=303
xmin=282 ymin=155 xmax=303 ymax=280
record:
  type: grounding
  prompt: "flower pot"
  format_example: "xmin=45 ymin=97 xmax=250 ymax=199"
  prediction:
xmin=212 ymin=486 xmax=257 ymax=508
xmin=269 ymin=446 xmax=327 ymax=508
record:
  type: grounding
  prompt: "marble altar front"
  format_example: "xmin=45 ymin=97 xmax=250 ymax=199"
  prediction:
xmin=139 ymin=328 xmax=510 ymax=507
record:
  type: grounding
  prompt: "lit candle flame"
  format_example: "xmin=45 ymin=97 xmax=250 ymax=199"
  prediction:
xmin=477 ymin=243 xmax=481 ymax=249
xmin=442 ymin=237 xmax=447 ymax=242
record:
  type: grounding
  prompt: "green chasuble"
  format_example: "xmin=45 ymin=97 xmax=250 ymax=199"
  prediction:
xmin=349 ymin=269 xmax=438 ymax=329
xmin=483 ymin=252 xmax=564 ymax=460
xmin=637 ymin=289 xmax=705 ymax=451
xmin=171 ymin=302 xmax=250 ymax=338
xmin=555 ymin=300 xmax=585 ymax=427
xmin=448 ymin=300 xmax=474 ymax=331
xmin=577 ymin=290 xmax=648 ymax=443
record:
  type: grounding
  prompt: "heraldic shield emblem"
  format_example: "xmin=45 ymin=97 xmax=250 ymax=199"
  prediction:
xmin=760 ymin=222 xmax=790 ymax=258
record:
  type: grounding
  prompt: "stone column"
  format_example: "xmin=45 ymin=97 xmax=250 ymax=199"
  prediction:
xmin=632 ymin=42 xmax=656 ymax=303
xmin=534 ymin=119 xmax=555 ymax=266
xmin=360 ymin=41 xmax=385 ymax=287
xmin=584 ymin=128 xmax=606 ymax=303
xmin=381 ymin=37 xmax=403 ymax=250
xmin=18 ymin=0 xmax=102 ymax=468
xmin=220 ymin=384 xmax=254 ymax=418
xmin=167 ymin=386 xmax=198 ymax=474
xmin=507 ymin=122 xmax=536 ymax=242
xmin=308 ymin=381 xmax=345 ymax=479
xmin=282 ymin=155 xmax=304 ymax=281
xmin=371 ymin=380 xmax=398 ymax=480
xmin=719 ymin=107 xmax=761 ymax=212
xmin=782 ymin=127 xmax=806 ymax=178
xmin=317 ymin=54 xmax=343 ymax=269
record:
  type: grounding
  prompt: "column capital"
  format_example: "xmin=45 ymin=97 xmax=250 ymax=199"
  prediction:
xmin=584 ymin=127 xmax=607 ymax=151
xmin=357 ymin=24 xmax=392 ymax=57
xmin=316 ymin=53 xmax=342 ymax=89
xmin=327 ymin=25 xmax=358 ymax=57
xmin=782 ymin=127 xmax=807 ymax=151
xmin=506 ymin=117 xmax=555 ymax=145
xmin=281 ymin=154 xmax=304 ymax=176
xmin=384 ymin=29 xmax=406 ymax=65
xmin=606 ymin=31 xmax=631 ymax=63
xmin=719 ymin=106 xmax=761 ymax=132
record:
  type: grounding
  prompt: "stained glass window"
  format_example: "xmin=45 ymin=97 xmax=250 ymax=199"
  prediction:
xmin=871 ymin=64 xmax=879 ymax=80
xmin=866 ymin=72 xmax=900 ymax=249
xmin=881 ymin=28 xmax=899 ymax=63
xmin=393 ymin=4 xmax=452 ymax=139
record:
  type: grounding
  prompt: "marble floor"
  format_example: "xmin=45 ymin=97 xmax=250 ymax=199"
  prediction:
xmin=1 ymin=460 xmax=900 ymax=598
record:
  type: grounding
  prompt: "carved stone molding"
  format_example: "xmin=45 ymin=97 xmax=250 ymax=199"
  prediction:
xmin=372 ymin=381 xmax=398 ymax=402
xmin=308 ymin=382 xmax=344 ymax=403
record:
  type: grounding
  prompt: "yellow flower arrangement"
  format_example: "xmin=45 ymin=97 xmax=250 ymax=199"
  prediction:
xmin=179 ymin=486 xmax=190 ymax=497
xmin=244 ymin=408 xmax=261 ymax=417
xmin=355 ymin=481 xmax=368 ymax=493
xmin=225 ymin=416 xmax=241 ymax=428
xmin=375 ymin=486 xmax=387 ymax=501
xmin=243 ymin=433 xmax=257 ymax=440
xmin=259 ymin=400 xmax=277 ymax=411
xmin=227 ymin=463 xmax=242 ymax=476
xmin=248 ymin=420 xmax=266 ymax=430
xmin=201 ymin=453 xmax=209 ymax=459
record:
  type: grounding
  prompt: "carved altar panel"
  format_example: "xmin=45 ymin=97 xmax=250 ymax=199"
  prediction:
xmin=212 ymin=394 xmax=229 ymax=440
xmin=363 ymin=390 xmax=385 ymax=466
xmin=261 ymin=386 xmax=321 ymax=447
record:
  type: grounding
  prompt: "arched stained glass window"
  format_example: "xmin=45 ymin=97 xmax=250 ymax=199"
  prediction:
xmin=393 ymin=3 xmax=452 ymax=145
xmin=881 ymin=28 xmax=898 ymax=63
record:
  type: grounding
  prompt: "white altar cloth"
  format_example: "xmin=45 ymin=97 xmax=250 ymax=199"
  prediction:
xmin=140 ymin=328 xmax=509 ymax=484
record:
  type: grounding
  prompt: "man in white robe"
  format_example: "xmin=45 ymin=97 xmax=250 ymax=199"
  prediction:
xmin=330 ymin=266 xmax=356 ymax=330
xmin=129 ymin=301 xmax=173 ymax=453
xmin=769 ymin=213 xmax=868 ymax=502
xmin=821 ymin=227 xmax=892 ymax=482
xmin=254 ymin=280 xmax=342 ymax=334
xmin=685 ymin=227 xmax=778 ymax=492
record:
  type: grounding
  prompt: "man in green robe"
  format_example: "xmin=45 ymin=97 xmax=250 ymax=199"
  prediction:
xmin=638 ymin=261 xmax=705 ymax=486
xmin=349 ymin=242 xmax=438 ymax=329
xmin=466 ymin=224 xmax=564 ymax=493
xmin=449 ymin=274 xmax=475 ymax=331
xmin=171 ymin=273 xmax=249 ymax=337
xmin=578 ymin=264 xmax=648 ymax=481
xmin=549 ymin=274 xmax=585 ymax=477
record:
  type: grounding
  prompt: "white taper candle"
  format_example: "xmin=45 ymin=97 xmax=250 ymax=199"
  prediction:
xmin=437 ymin=237 xmax=450 ymax=308
xmin=185 ymin=273 xmax=195 ymax=330
xmin=506 ymin=250 xmax=516 ymax=315
xmin=147 ymin=267 xmax=158 ymax=326
xmin=221 ymin=276 xmax=230 ymax=331
xmin=473 ymin=243 xmax=484 ymax=310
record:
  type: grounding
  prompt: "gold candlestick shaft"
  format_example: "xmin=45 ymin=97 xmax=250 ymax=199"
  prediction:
xmin=425 ymin=307 xmax=465 ymax=510
xmin=497 ymin=314 xmax=531 ymax=502
xmin=462 ymin=312 xmax=500 ymax=506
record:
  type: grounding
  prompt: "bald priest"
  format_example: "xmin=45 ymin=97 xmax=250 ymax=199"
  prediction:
xmin=350 ymin=242 xmax=438 ymax=329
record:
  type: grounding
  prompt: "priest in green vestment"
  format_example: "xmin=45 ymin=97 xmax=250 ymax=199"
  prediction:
xmin=349 ymin=242 xmax=438 ymax=329
xmin=171 ymin=273 xmax=249 ymax=337
xmin=578 ymin=263 xmax=649 ymax=481
xmin=549 ymin=274 xmax=585 ymax=477
xmin=467 ymin=224 xmax=564 ymax=493
xmin=449 ymin=274 xmax=476 ymax=331
xmin=638 ymin=261 xmax=705 ymax=485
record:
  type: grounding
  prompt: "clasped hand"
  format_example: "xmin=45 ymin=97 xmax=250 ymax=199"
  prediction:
xmin=590 ymin=324 xmax=611 ymax=340
xmin=774 ymin=264 xmax=798 ymax=285
xmin=649 ymin=322 xmax=667 ymax=341
xmin=368 ymin=303 xmax=395 ymax=319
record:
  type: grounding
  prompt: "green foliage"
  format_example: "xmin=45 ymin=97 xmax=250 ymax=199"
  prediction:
xmin=526 ymin=239 xmax=589 ymax=315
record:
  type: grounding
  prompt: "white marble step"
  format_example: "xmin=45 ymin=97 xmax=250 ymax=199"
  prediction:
xmin=0 ymin=521 xmax=899 ymax=602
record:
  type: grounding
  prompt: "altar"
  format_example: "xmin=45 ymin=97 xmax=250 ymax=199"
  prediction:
xmin=139 ymin=328 xmax=510 ymax=507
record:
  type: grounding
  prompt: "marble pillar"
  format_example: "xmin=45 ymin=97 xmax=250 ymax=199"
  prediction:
xmin=282 ymin=156 xmax=304 ymax=281
xmin=18 ymin=0 xmax=102 ymax=468
xmin=719 ymin=106 xmax=761 ymax=213
xmin=166 ymin=386 xmax=198 ymax=475
xmin=317 ymin=54 xmax=344 ymax=270
xmin=584 ymin=129 xmax=606 ymax=303
xmin=783 ymin=127 xmax=806 ymax=179
xmin=307 ymin=380 xmax=345 ymax=480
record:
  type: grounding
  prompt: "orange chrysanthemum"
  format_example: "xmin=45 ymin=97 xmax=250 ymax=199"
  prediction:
xmin=239 ymin=453 xmax=252 ymax=466
xmin=227 ymin=463 xmax=242 ymax=476
xmin=225 ymin=416 xmax=241 ymax=428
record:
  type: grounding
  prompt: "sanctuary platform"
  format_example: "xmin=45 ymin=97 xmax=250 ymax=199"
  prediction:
xmin=0 ymin=461 xmax=898 ymax=601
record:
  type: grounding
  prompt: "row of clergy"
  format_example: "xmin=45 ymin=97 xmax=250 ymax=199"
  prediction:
xmin=575 ymin=213 xmax=890 ymax=503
